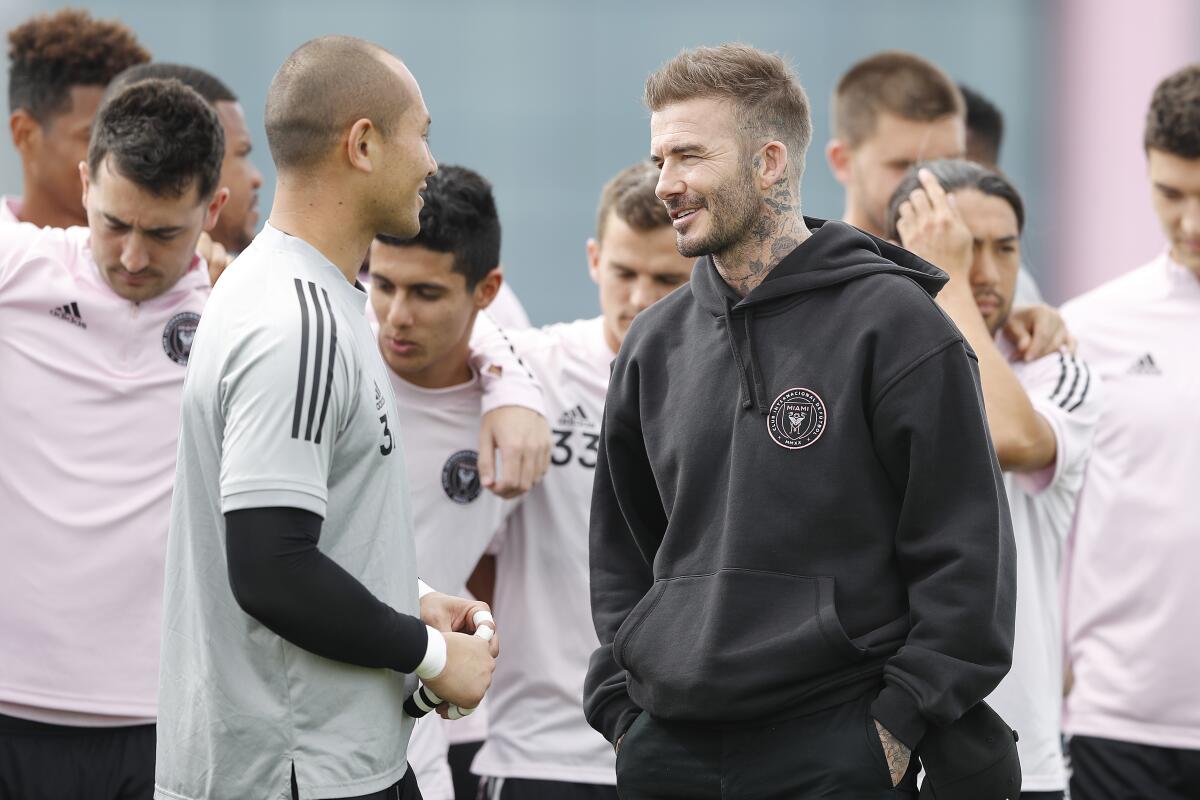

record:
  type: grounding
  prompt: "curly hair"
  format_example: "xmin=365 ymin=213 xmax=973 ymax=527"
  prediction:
xmin=7 ymin=8 xmax=150 ymax=122
xmin=375 ymin=165 xmax=501 ymax=289
xmin=1144 ymin=64 xmax=1200 ymax=159
xmin=88 ymin=78 xmax=225 ymax=200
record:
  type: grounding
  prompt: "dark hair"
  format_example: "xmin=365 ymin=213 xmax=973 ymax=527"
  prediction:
xmin=1144 ymin=64 xmax=1200 ymax=159
xmin=107 ymin=62 xmax=236 ymax=106
xmin=7 ymin=8 xmax=150 ymax=122
xmin=88 ymin=78 xmax=225 ymax=200
xmin=596 ymin=161 xmax=671 ymax=241
xmin=266 ymin=35 xmax=405 ymax=170
xmin=959 ymin=83 xmax=1004 ymax=166
xmin=645 ymin=44 xmax=812 ymax=182
xmin=833 ymin=51 xmax=964 ymax=146
xmin=885 ymin=158 xmax=1025 ymax=240
xmin=375 ymin=165 xmax=500 ymax=288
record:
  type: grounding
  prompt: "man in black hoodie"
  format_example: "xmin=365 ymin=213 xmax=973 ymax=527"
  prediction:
xmin=583 ymin=44 xmax=1016 ymax=799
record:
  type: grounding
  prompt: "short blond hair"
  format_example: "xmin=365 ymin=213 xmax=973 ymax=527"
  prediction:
xmin=644 ymin=44 xmax=812 ymax=177
xmin=833 ymin=51 xmax=964 ymax=146
xmin=595 ymin=161 xmax=670 ymax=243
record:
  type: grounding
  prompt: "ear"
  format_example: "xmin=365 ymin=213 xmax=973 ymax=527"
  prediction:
xmin=202 ymin=187 xmax=231 ymax=232
xmin=346 ymin=118 xmax=376 ymax=174
xmin=10 ymin=109 xmax=39 ymax=157
xmin=586 ymin=237 xmax=601 ymax=284
xmin=756 ymin=140 xmax=790 ymax=190
xmin=79 ymin=161 xmax=91 ymax=209
xmin=474 ymin=267 xmax=503 ymax=310
xmin=826 ymin=138 xmax=852 ymax=186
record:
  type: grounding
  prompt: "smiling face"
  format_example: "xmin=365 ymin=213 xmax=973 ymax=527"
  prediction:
xmin=650 ymin=96 xmax=762 ymax=259
xmin=949 ymin=187 xmax=1022 ymax=334
xmin=371 ymin=59 xmax=438 ymax=240
xmin=83 ymin=156 xmax=224 ymax=302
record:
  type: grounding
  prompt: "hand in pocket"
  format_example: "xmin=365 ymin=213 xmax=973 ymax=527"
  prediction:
xmin=873 ymin=719 xmax=912 ymax=787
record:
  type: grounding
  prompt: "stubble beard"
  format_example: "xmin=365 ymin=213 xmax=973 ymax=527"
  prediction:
xmin=676 ymin=166 xmax=761 ymax=259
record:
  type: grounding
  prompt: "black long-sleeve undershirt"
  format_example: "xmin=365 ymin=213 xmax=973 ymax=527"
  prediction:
xmin=225 ymin=506 xmax=428 ymax=673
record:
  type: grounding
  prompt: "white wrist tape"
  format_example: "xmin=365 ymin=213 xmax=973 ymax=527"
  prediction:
xmin=415 ymin=626 xmax=447 ymax=680
xmin=472 ymin=609 xmax=495 ymax=637
xmin=417 ymin=579 xmax=436 ymax=599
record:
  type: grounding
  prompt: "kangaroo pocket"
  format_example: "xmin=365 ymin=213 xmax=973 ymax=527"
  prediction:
xmin=614 ymin=569 xmax=867 ymax=721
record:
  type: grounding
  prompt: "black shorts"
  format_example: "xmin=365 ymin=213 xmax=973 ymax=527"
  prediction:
xmin=478 ymin=775 xmax=618 ymax=800
xmin=292 ymin=765 xmax=423 ymax=800
xmin=1069 ymin=734 xmax=1200 ymax=800
xmin=0 ymin=712 xmax=155 ymax=800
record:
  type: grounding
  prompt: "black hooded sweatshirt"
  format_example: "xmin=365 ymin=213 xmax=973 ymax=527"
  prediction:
xmin=583 ymin=218 xmax=1015 ymax=752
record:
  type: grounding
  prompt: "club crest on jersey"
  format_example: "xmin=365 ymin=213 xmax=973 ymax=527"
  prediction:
xmin=442 ymin=449 xmax=482 ymax=505
xmin=767 ymin=387 xmax=826 ymax=450
xmin=162 ymin=311 xmax=201 ymax=365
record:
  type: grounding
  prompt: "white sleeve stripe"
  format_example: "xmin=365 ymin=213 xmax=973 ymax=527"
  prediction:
xmin=303 ymin=281 xmax=326 ymax=441
xmin=291 ymin=278 xmax=310 ymax=440
xmin=291 ymin=279 xmax=337 ymax=444
xmin=314 ymin=287 xmax=338 ymax=445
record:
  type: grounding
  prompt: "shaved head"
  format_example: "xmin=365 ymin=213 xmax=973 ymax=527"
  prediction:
xmin=265 ymin=35 xmax=410 ymax=171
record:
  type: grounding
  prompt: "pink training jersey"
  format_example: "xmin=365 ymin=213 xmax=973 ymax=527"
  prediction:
xmin=473 ymin=316 xmax=617 ymax=786
xmin=1060 ymin=252 xmax=1200 ymax=751
xmin=0 ymin=222 xmax=209 ymax=725
xmin=0 ymin=196 xmax=23 ymax=225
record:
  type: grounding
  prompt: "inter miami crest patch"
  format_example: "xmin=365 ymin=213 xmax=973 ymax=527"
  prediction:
xmin=442 ymin=449 xmax=482 ymax=504
xmin=767 ymin=387 xmax=826 ymax=450
xmin=162 ymin=311 xmax=201 ymax=365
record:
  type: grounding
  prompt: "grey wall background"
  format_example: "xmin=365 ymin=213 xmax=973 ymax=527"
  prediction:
xmin=1 ymin=0 xmax=1048 ymax=324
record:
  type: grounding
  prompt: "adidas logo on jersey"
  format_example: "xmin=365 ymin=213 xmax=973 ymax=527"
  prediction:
xmin=556 ymin=404 xmax=590 ymax=428
xmin=1127 ymin=353 xmax=1162 ymax=375
xmin=49 ymin=301 xmax=87 ymax=329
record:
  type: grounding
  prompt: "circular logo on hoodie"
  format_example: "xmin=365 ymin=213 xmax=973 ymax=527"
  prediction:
xmin=442 ymin=449 xmax=482 ymax=504
xmin=162 ymin=311 xmax=201 ymax=365
xmin=767 ymin=388 xmax=826 ymax=450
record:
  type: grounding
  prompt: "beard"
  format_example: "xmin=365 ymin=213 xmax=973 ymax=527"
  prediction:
xmin=670 ymin=161 xmax=763 ymax=258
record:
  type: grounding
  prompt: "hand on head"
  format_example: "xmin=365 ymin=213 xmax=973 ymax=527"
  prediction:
xmin=895 ymin=168 xmax=974 ymax=277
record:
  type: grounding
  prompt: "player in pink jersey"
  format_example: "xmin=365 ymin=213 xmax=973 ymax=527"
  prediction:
xmin=106 ymin=63 xmax=264 ymax=255
xmin=891 ymin=161 xmax=1101 ymax=800
xmin=827 ymin=51 xmax=1067 ymax=353
xmin=470 ymin=161 xmax=695 ymax=800
xmin=4 ymin=9 xmax=149 ymax=228
xmin=0 ymin=77 xmax=227 ymax=798
xmin=1059 ymin=64 xmax=1200 ymax=800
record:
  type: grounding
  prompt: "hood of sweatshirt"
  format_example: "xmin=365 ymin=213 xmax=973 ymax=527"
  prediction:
xmin=583 ymin=215 xmax=1014 ymax=749
xmin=692 ymin=217 xmax=948 ymax=415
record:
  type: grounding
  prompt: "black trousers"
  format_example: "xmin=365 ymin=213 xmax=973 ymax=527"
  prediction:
xmin=1021 ymin=792 xmax=1064 ymax=799
xmin=478 ymin=775 xmax=618 ymax=799
xmin=0 ymin=712 xmax=156 ymax=800
xmin=1069 ymin=735 xmax=1200 ymax=800
xmin=448 ymin=740 xmax=484 ymax=799
xmin=615 ymin=694 xmax=917 ymax=799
